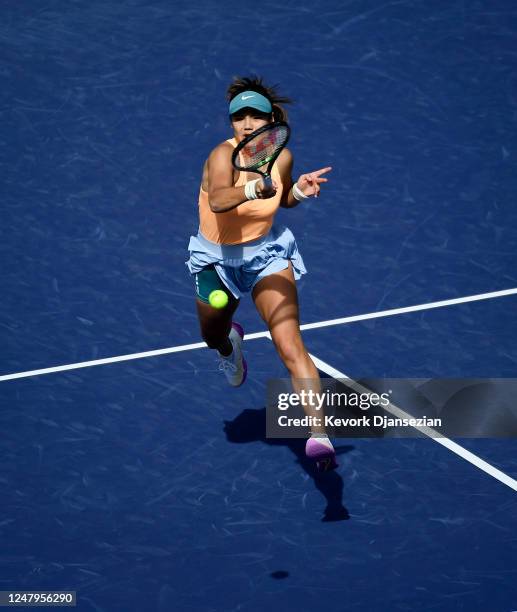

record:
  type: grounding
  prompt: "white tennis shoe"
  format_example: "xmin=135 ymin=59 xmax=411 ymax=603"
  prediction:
xmin=218 ymin=322 xmax=247 ymax=387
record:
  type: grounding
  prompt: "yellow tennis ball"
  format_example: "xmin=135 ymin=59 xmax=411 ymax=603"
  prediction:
xmin=208 ymin=289 xmax=229 ymax=309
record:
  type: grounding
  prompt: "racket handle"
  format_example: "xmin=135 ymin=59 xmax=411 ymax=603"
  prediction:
xmin=262 ymin=175 xmax=273 ymax=190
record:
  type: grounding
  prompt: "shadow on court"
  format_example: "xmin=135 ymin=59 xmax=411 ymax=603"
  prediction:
xmin=223 ymin=407 xmax=353 ymax=522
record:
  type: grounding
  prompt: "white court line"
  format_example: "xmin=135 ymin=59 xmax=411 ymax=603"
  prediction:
xmin=299 ymin=286 xmax=517 ymax=332
xmin=2 ymin=285 xmax=516 ymax=493
xmin=1 ymin=286 xmax=516 ymax=382
xmin=308 ymin=353 xmax=517 ymax=493
xmin=0 ymin=341 xmax=206 ymax=382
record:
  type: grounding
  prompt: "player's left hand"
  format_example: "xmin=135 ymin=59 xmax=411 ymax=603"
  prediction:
xmin=296 ymin=167 xmax=332 ymax=198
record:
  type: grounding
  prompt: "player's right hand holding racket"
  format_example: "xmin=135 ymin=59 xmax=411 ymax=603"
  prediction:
xmin=294 ymin=167 xmax=332 ymax=198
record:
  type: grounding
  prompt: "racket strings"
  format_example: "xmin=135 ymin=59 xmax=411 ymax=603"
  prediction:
xmin=238 ymin=126 xmax=289 ymax=170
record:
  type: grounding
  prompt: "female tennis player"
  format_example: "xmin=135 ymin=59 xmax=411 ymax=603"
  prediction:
xmin=186 ymin=76 xmax=336 ymax=471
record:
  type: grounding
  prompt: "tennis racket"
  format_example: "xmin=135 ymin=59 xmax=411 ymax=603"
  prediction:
xmin=231 ymin=121 xmax=291 ymax=191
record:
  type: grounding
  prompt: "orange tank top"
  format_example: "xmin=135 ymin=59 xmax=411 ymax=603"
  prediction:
xmin=198 ymin=137 xmax=283 ymax=245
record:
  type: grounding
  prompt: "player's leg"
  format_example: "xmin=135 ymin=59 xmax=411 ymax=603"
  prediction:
xmin=251 ymin=262 xmax=321 ymax=415
xmin=196 ymin=296 xmax=239 ymax=355
xmin=195 ymin=265 xmax=247 ymax=387
xmin=252 ymin=262 xmax=337 ymax=470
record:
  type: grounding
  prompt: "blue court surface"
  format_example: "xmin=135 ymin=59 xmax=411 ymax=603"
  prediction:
xmin=2 ymin=1 xmax=517 ymax=611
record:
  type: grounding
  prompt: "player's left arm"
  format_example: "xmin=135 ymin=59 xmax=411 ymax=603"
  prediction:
xmin=278 ymin=148 xmax=332 ymax=208
xmin=277 ymin=148 xmax=298 ymax=208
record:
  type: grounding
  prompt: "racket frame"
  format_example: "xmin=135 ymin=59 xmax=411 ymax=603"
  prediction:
xmin=231 ymin=121 xmax=291 ymax=190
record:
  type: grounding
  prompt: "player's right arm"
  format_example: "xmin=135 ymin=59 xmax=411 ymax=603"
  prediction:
xmin=207 ymin=143 xmax=276 ymax=212
xmin=207 ymin=144 xmax=248 ymax=213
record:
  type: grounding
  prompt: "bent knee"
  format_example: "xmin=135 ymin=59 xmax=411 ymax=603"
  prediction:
xmin=273 ymin=336 xmax=307 ymax=365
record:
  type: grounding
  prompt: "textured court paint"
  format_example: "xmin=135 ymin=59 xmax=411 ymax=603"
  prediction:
xmin=2 ymin=287 xmax=515 ymax=381
xmin=2 ymin=347 xmax=517 ymax=612
xmin=2 ymin=1 xmax=517 ymax=611
xmin=3 ymin=0 xmax=517 ymax=372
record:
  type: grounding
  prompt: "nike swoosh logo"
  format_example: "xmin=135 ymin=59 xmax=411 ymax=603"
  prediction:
xmin=241 ymin=95 xmax=255 ymax=100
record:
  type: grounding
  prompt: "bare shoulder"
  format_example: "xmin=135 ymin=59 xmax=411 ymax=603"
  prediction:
xmin=208 ymin=141 xmax=234 ymax=166
xmin=206 ymin=141 xmax=237 ymax=192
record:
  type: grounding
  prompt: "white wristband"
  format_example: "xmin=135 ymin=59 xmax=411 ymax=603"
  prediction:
xmin=292 ymin=182 xmax=309 ymax=201
xmin=245 ymin=179 xmax=260 ymax=200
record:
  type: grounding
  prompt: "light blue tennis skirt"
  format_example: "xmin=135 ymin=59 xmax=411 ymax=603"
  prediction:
xmin=185 ymin=224 xmax=307 ymax=299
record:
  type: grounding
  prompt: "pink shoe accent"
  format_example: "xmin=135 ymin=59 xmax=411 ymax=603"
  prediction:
xmin=305 ymin=437 xmax=338 ymax=472
xmin=231 ymin=322 xmax=244 ymax=339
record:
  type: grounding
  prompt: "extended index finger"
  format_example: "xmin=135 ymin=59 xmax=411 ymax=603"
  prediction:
xmin=312 ymin=166 xmax=332 ymax=177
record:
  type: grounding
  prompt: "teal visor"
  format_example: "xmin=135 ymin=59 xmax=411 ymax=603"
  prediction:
xmin=229 ymin=91 xmax=272 ymax=116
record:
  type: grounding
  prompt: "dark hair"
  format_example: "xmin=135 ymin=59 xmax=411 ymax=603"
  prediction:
xmin=226 ymin=75 xmax=292 ymax=122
